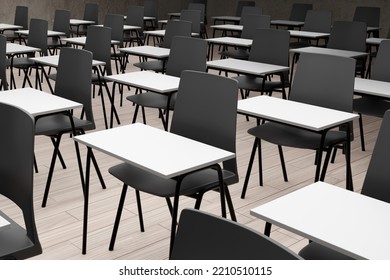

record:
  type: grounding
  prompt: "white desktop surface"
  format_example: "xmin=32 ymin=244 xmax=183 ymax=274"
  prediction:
xmin=366 ymin=37 xmax=390 ymax=46
xmin=271 ymin=19 xmax=305 ymax=27
xmin=207 ymin=58 xmax=289 ymax=76
xmin=206 ymin=36 xmax=252 ymax=47
xmin=30 ymin=55 xmax=105 ymax=68
xmin=70 ymin=19 xmax=95 ymax=26
xmin=0 ymin=87 xmax=82 ymax=116
xmin=289 ymin=30 xmax=330 ymax=39
xmin=119 ymin=45 xmax=170 ymax=58
xmin=251 ymin=181 xmax=390 ymax=260
xmin=16 ymin=30 xmax=65 ymax=37
xmin=290 ymin=46 xmax=368 ymax=58
xmin=237 ymin=95 xmax=358 ymax=131
xmin=6 ymin=43 xmax=40 ymax=55
xmin=355 ymin=77 xmax=390 ymax=99
xmin=61 ymin=36 xmax=119 ymax=46
xmin=0 ymin=23 xmax=22 ymax=30
xmin=105 ymin=71 xmax=180 ymax=93
xmin=210 ymin=24 xmax=243 ymax=31
xmin=0 ymin=215 xmax=10 ymax=232
xmin=74 ymin=123 xmax=234 ymax=178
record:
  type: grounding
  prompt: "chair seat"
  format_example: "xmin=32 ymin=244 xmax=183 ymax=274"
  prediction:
xmin=248 ymin=122 xmax=347 ymax=150
xmin=133 ymin=60 xmax=165 ymax=72
xmin=232 ymin=75 xmax=286 ymax=92
xmin=353 ymin=96 xmax=390 ymax=118
xmin=299 ymin=242 xmax=354 ymax=260
xmin=109 ymin=162 xmax=237 ymax=197
xmin=10 ymin=56 xmax=35 ymax=68
xmin=219 ymin=48 xmax=249 ymax=60
xmin=126 ymin=91 xmax=176 ymax=110
xmin=0 ymin=210 xmax=41 ymax=259
xmin=35 ymin=114 xmax=95 ymax=135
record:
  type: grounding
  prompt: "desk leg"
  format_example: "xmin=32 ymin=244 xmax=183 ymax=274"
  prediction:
xmin=264 ymin=222 xmax=272 ymax=237
xmin=314 ymin=132 xmax=327 ymax=182
xmin=82 ymin=147 xmax=92 ymax=255
xmin=345 ymin=124 xmax=353 ymax=191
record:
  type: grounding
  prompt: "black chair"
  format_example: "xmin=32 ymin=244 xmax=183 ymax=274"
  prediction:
xmin=188 ymin=2 xmax=208 ymax=38
xmin=180 ymin=9 xmax=201 ymax=37
xmin=354 ymin=40 xmax=390 ymax=151
xmin=0 ymin=103 xmax=42 ymax=259
xmin=231 ymin=28 xmax=290 ymax=100
xmin=127 ymin=35 xmax=207 ymax=130
xmin=171 ymin=209 xmax=302 ymax=260
xmin=353 ymin=6 xmax=380 ymax=37
xmin=241 ymin=53 xmax=355 ymax=198
xmin=133 ymin=20 xmax=192 ymax=73
xmin=289 ymin=3 xmax=313 ymax=22
xmin=124 ymin=5 xmax=145 ymax=46
xmin=48 ymin=9 xmax=71 ymax=55
xmin=299 ymin=109 xmax=390 ymax=260
xmin=219 ymin=14 xmax=271 ymax=60
xmin=108 ymin=70 xmax=239 ymax=257
xmin=0 ymin=34 xmax=8 ymax=90
xmin=326 ymin=21 xmax=368 ymax=77
xmin=35 ymin=48 xmax=105 ymax=207
xmin=144 ymin=0 xmax=158 ymax=30
xmin=104 ymin=14 xmax=125 ymax=74
xmin=72 ymin=3 xmax=99 ymax=36
xmin=11 ymin=18 xmax=48 ymax=89
xmin=6 ymin=6 xmax=28 ymax=43
xmin=236 ymin=1 xmax=255 ymax=17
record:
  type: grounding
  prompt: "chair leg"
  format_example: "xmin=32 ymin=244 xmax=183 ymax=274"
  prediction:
xmin=241 ymin=138 xmax=259 ymax=199
xmin=89 ymin=150 xmax=107 ymax=190
xmin=277 ymin=145 xmax=288 ymax=182
xmin=34 ymin=154 xmax=39 ymax=173
xmin=109 ymin=184 xmax=129 ymax=251
xmin=165 ymin=197 xmax=173 ymax=216
xmin=135 ymin=190 xmax=145 ymax=232
xmin=225 ymin=185 xmax=237 ymax=222
xmin=320 ymin=148 xmax=333 ymax=181
xmin=358 ymin=113 xmax=366 ymax=151
xmin=50 ymin=136 xmax=67 ymax=169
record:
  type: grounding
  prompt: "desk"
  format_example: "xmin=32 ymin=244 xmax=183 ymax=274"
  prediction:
xmin=271 ymin=19 xmax=304 ymax=30
xmin=0 ymin=215 xmax=10 ymax=232
xmin=105 ymin=71 xmax=180 ymax=129
xmin=61 ymin=36 xmax=120 ymax=47
xmin=237 ymin=95 xmax=358 ymax=189
xmin=206 ymin=37 xmax=252 ymax=60
xmin=74 ymin=122 xmax=234 ymax=254
xmin=354 ymin=77 xmax=390 ymax=99
xmin=69 ymin=19 xmax=95 ymax=36
xmin=0 ymin=23 xmax=22 ymax=33
xmin=289 ymin=30 xmax=330 ymax=41
xmin=15 ymin=29 xmax=65 ymax=38
xmin=210 ymin=24 xmax=243 ymax=37
xmin=211 ymin=16 xmax=241 ymax=25
xmin=250 ymin=181 xmax=390 ymax=259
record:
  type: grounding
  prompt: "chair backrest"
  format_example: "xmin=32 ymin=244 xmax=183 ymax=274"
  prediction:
xmin=170 ymin=70 xmax=238 ymax=177
xmin=361 ymin=110 xmax=390 ymax=202
xmin=240 ymin=14 xmax=270 ymax=39
xmin=85 ymin=25 xmax=112 ymax=76
xmin=14 ymin=6 xmax=28 ymax=29
xmin=240 ymin=6 xmax=262 ymax=19
xmin=28 ymin=18 xmax=48 ymax=56
xmin=289 ymin=3 xmax=313 ymax=21
xmin=84 ymin=3 xmax=99 ymax=24
xmin=249 ymin=28 xmax=290 ymax=67
xmin=235 ymin=1 xmax=256 ymax=17
xmin=327 ymin=21 xmax=367 ymax=52
xmin=171 ymin=209 xmax=302 ymax=260
xmin=302 ymin=10 xmax=332 ymax=33
xmin=353 ymin=6 xmax=380 ymax=28
xmin=290 ymin=53 xmax=355 ymax=113
xmin=370 ymin=40 xmax=390 ymax=82
xmin=188 ymin=2 xmax=206 ymax=24
xmin=104 ymin=14 xmax=124 ymax=46
xmin=144 ymin=0 xmax=158 ymax=17
xmin=180 ymin=9 xmax=201 ymax=34
xmin=160 ymin=20 xmax=192 ymax=48
xmin=165 ymin=36 xmax=207 ymax=77
xmin=125 ymin=5 xmax=144 ymax=33
xmin=53 ymin=9 xmax=71 ymax=37
xmin=0 ymin=35 xmax=7 ymax=90
xmin=55 ymin=48 xmax=94 ymax=125
xmin=0 ymin=103 xmax=42 ymax=259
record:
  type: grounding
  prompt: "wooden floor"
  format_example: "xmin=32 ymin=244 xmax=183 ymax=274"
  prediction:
xmin=1 ymin=44 xmax=381 ymax=260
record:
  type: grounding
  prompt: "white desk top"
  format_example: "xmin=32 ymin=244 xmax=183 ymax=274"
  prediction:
xmin=238 ymin=95 xmax=358 ymax=131
xmin=144 ymin=29 xmax=165 ymax=37
xmin=290 ymin=46 xmax=368 ymax=58
xmin=94 ymin=24 xmax=141 ymax=31
xmin=251 ymin=181 xmax=390 ymax=259
xmin=0 ymin=23 xmax=22 ymax=31
xmin=210 ymin=24 xmax=243 ymax=31
xmin=206 ymin=36 xmax=253 ymax=47
xmin=212 ymin=16 xmax=241 ymax=22
xmin=61 ymin=36 xmax=120 ymax=46
xmin=105 ymin=71 xmax=179 ymax=93
xmin=29 ymin=55 xmax=105 ymax=68
xmin=271 ymin=19 xmax=305 ymax=27
xmin=289 ymin=30 xmax=330 ymax=39
xmin=119 ymin=45 xmax=170 ymax=58
xmin=0 ymin=214 xmax=10 ymax=232
xmin=354 ymin=77 xmax=390 ymax=99
xmin=207 ymin=58 xmax=289 ymax=76
xmin=70 ymin=19 xmax=95 ymax=26
xmin=6 ymin=43 xmax=40 ymax=55
xmin=366 ymin=37 xmax=390 ymax=46
xmin=0 ymin=87 xmax=82 ymax=117
xmin=74 ymin=123 xmax=234 ymax=178
xmin=16 ymin=29 xmax=65 ymax=37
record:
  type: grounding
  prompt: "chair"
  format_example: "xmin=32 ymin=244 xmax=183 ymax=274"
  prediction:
xmin=354 ymin=40 xmax=390 ymax=151
xmin=353 ymin=6 xmax=380 ymax=37
xmin=144 ymin=0 xmax=158 ymax=30
xmin=171 ymin=209 xmax=302 ymax=260
xmin=235 ymin=1 xmax=256 ymax=17
xmin=0 ymin=35 xmax=8 ymax=90
xmin=71 ymin=3 xmax=98 ymax=36
xmin=108 ymin=70 xmax=239 ymax=257
xmin=180 ymin=9 xmax=201 ymax=36
xmin=6 ymin=6 xmax=28 ymax=43
xmin=0 ymin=103 xmax=42 ymax=259
xmin=34 ymin=47 xmax=105 ymax=207
xmin=104 ymin=14 xmax=125 ymax=74
xmin=326 ymin=21 xmax=368 ymax=77
xmin=188 ymin=2 xmax=207 ymax=38
xmin=289 ymin=10 xmax=332 ymax=48
xmin=132 ymin=20 xmax=192 ymax=73
xmin=11 ymin=18 xmax=48 ymax=89
xmin=231 ymin=28 xmax=290 ymax=100
xmin=289 ymin=3 xmax=313 ymax=22
xmin=123 ymin=5 xmax=145 ymax=46
xmin=48 ymin=9 xmax=71 ymax=55
xmin=241 ymin=53 xmax=355 ymax=198
xmin=127 ymin=35 xmax=207 ymax=130
xmin=219 ymin=14 xmax=271 ymax=60
xmin=299 ymin=109 xmax=390 ymax=260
